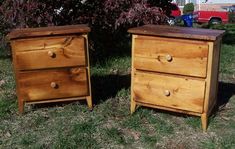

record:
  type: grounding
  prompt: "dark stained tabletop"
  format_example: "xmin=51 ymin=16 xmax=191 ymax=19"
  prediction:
xmin=128 ymin=25 xmax=225 ymax=41
xmin=7 ymin=24 xmax=90 ymax=40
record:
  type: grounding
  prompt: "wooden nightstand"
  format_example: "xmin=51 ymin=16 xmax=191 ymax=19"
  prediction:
xmin=128 ymin=25 xmax=225 ymax=131
xmin=8 ymin=25 xmax=92 ymax=113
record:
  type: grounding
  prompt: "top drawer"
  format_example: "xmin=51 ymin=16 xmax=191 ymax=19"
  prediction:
xmin=12 ymin=36 xmax=86 ymax=70
xmin=134 ymin=36 xmax=209 ymax=78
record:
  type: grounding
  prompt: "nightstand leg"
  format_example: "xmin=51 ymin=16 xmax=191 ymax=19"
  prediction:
xmin=130 ymin=98 xmax=136 ymax=114
xmin=18 ymin=99 xmax=24 ymax=114
xmin=201 ymin=113 xmax=208 ymax=132
xmin=86 ymin=96 xmax=92 ymax=110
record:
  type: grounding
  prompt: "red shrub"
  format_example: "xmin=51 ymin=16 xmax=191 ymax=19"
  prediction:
xmin=0 ymin=0 xmax=172 ymax=59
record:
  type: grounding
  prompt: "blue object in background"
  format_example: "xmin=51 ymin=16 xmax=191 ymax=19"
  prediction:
xmin=182 ymin=14 xmax=193 ymax=27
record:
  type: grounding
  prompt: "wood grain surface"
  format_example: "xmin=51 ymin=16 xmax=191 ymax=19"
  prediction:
xmin=13 ymin=36 xmax=86 ymax=70
xmin=128 ymin=25 xmax=225 ymax=41
xmin=134 ymin=35 xmax=209 ymax=77
xmin=129 ymin=25 xmax=224 ymax=131
xmin=7 ymin=24 xmax=90 ymax=40
xmin=133 ymin=71 xmax=205 ymax=113
xmin=18 ymin=67 xmax=88 ymax=101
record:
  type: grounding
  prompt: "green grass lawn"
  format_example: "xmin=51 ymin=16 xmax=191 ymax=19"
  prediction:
xmin=0 ymin=35 xmax=235 ymax=148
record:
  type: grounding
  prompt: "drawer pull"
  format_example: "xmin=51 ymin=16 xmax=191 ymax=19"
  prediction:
xmin=165 ymin=54 xmax=172 ymax=62
xmin=50 ymin=82 xmax=58 ymax=89
xmin=48 ymin=51 xmax=56 ymax=58
xmin=164 ymin=90 xmax=171 ymax=97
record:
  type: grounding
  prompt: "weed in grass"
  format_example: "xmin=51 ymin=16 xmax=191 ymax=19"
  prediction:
xmin=30 ymin=144 xmax=48 ymax=149
xmin=200 ymin=135 xmax=235 ymax=149
xmin=32 ymin=114 xmax=49 ymax=126
xmin=69 ymin=102 xmax=88 ymax=112
xmin=185 ymin=116 xmax=201 ymax=129
xmin=103 ymin=127 xmax=126 ymax=144
xmin=97 ymin=98 xmax=129 ymax=120
xmin=220 ymin=44 xmax=235 ymax=74
xmin=141 ymin=134 xmax=160 ymax=148
xmin=123 ymin=108 xmax=175 ymax=139
xmin=20 ymin=133 xmax=37 ymax=146
xmin=53 ymin=120 xmax=100 ymax=149
xmin=0 ymin=95 xmax=16 ymax=118
xmin=0 ymin=59 xmax=17 ymax=119
xmin=116 ymin=88 xmax=130 ymax=99
xmin=122 ymin=109 xmax=148 ymax=131
xmin=71 ymin=120 xmax=100 ymax=148
xmin=91 ymin=56 xmax=131 ymax=76
xmin=154 ymin=120 xmax=174 ymax=135
xmin=73 ymin=120 xmax=97 ymax=134
xmin=144 ymin=112 xmax=159 ymax=124
xmin=200 ymin=138 xmax=217 ymax=149
xmin=143 ymin=110 xmax=175 ymax=135
xmin=219 ymin=135 xmax=235 ymax=149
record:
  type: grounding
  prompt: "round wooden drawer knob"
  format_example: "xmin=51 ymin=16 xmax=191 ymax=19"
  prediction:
xmin=50 ymin=82 xmax=58 ymax=89
xmin=48 ymin=51 xmax=55 ymax=58
xmin=164 ymin=90 xmax=171 ymax=97
xmin=165 ymin=54 xmax=172 ymax=62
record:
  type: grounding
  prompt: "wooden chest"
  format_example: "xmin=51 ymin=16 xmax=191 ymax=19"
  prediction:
xmin=8 ymin=25 xmax=92 ymax=113
xmin=128 ymin=25 xmax=225 ymax=131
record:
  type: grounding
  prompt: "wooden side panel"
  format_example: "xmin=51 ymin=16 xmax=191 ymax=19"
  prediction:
xmin=133 ymin=71 xmax=205 ymax=113
xmin=134 ymin=36 xmax=209 ymax=77
xmin=18 ymin=68 xmax=89 ymax=101
xmin=13 ymin=37 xmax=86 ymax=70
xmin=205 ymin=40 xmax=221 ymax=115
xmin=82 ymin=34 xmax=93 ymax=109
xmin=131 ymin=35 xmax=137 ymax=114
xmin=10 ymin=41 xmax=24 ymax=113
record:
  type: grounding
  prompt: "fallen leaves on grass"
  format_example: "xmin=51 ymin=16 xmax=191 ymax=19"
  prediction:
xmin=0 ymin=80 xmax=6 ymax=87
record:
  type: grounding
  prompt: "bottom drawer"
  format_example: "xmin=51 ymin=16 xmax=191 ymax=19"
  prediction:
xmin=18 ymin=67 xmax=89 ymax=101
xmin=133 ymin=71 xmax=205 ymax=113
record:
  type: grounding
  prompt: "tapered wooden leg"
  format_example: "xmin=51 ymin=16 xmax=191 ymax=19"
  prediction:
xmin=18 ymin=99 xmax=24 ymax=114
xmin=201 ymin=113 xmax=208 ymax=132
xmin=130 ymin=97 xmax=136 ymax=114
xmin=86 ymin=96 xmax=92 ymax=110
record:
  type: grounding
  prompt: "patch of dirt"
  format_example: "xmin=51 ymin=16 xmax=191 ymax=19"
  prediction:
xmin=0 ymin=80 xmax=6 ymax=87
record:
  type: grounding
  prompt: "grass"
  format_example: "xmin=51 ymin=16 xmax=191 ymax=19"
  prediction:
xmin=0 ymin=58 xmax=17 ymax=119
xmin=220 ymin=44 xmax=235 ymax=74
xmin=0 ymin=28 xmax=235 ymax=148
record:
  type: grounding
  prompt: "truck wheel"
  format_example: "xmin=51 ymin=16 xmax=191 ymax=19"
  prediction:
xmin=209 ymin=18 xmax=222 ymax=25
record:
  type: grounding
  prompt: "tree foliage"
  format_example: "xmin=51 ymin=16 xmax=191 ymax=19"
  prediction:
xmin=183 ymin=3 xmax=194 ymax=15
xmin=0 ymin=0 xmax=172 ymax=59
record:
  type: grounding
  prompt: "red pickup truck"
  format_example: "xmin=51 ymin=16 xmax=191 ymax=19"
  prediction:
xmin=193 ymin=10 xmax=229 ymax=25
xmin=167 ymin=3 xmax=181 ymax=25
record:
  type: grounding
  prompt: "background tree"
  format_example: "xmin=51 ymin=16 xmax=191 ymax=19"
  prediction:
xmin=0 ymin=0 xmax=172 ymax=61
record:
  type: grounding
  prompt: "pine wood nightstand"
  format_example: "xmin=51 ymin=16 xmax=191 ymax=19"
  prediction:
xmin=128 ymin=25 xmax=225 ymax=131
xmin=8 ymin=25 xmax=92 ymax=113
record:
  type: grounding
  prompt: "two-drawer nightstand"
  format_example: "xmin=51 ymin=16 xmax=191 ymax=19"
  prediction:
xmin=128 ymin=25 xmax=225 ymax=131
xmin=8 ymin=25 xmax=92 ymax=113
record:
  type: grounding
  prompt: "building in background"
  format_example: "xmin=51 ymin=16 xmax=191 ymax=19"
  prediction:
xmin=172 ymin=0 xmax=196 ymax=8
xmin=172 ymin=0 xmax=235 ymax=11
